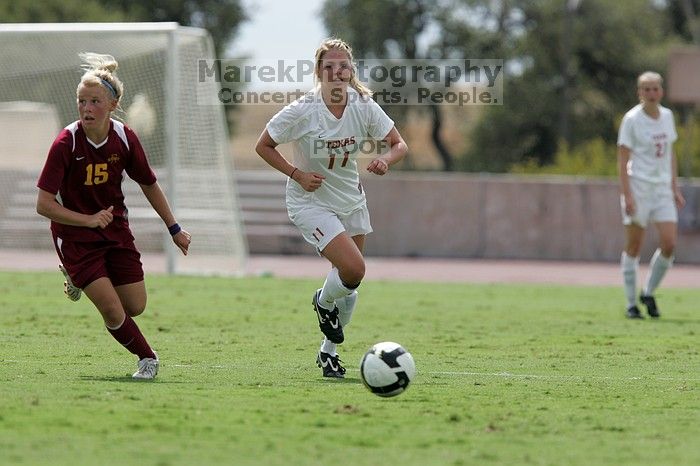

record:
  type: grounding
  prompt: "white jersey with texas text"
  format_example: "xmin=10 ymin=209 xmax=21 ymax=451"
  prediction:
xmin=617 ymin=103 xmax=677 ymax=184
xmin=266 ymin=87 xmax=394 ymax=215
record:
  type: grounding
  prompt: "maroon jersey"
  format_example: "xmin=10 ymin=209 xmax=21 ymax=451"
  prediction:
xmin=37 ymin=119 xmax=157 ymax=242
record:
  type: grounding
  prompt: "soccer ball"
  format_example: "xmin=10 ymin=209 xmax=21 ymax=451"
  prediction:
xmin=360 ymin=341 xmax=416 ymax=397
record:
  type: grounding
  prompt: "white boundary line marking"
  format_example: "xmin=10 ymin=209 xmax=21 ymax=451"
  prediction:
xmin=2 ymin=361 xmax=696 ymax=383
xmin=427 ymin=370 xmax=700 ymax=382
xmin=168 ymin=365 xmax=700 ymax=382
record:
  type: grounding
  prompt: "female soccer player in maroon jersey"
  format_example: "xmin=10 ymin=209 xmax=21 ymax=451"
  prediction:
xmin=36 ymin=53 xmax=191 ymax=379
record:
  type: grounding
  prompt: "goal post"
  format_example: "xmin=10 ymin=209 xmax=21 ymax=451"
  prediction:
xmin=0 ymin=22 xmax=248 ymax=275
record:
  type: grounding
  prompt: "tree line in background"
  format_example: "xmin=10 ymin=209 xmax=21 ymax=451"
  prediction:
xmin=322 ymin=0 xmax=700 ymax=177
xmin=0 ymin=0 xmax=247 ymax=148
xmin=0 ymin=0 xmax=246 ymax=58
xmin=3 ymin=0 xmax=699 ymax=176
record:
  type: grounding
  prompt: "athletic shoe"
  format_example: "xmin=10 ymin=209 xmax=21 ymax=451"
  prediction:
xmin=59 ymin=264 xmax=81 ymax=302
xmin=132 ymin=353 xmax=159 ymax=380
xmin=626 ymin=305 xmax=643 ymax=319
xmin=317 ymin=351 xmax=346 ymax=378
xmin=312 ymin=289 xmax=344 ymax=343
xmin=640 ymin=294 xmax=660 ymax=318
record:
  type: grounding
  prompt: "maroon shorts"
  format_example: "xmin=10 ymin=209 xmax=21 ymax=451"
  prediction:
xmin=52 ymin=235 xmax=144 ymax=289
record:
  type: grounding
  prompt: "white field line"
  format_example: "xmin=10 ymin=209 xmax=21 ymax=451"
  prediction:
xmin=2 ymin=361 xmax=696 ymax=382
xmin=425 ymin=370 xmax=699 ymax=382
xmin=168 ymin=364 xmax=700 ymax=382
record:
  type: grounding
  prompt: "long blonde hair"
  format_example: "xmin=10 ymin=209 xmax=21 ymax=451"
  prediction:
xmin=77 ymin=52 xmax=124 ymax=106
xmin=314 ymin=38 xmax=372 ymax=98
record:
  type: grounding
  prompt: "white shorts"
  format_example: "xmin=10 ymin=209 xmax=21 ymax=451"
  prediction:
xmin=621 ymin=177 xmax=678 ymax=228
xmin=288 ymin=204 xmax=372 ymax=252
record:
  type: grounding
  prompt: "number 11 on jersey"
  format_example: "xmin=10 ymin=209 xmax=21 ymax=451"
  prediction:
xmin=328 ymin=151 xmax=349 ymax=169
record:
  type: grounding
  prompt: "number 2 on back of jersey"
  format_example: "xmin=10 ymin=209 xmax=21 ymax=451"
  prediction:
xmin=655 ymin=142 xmax=666 ymax=158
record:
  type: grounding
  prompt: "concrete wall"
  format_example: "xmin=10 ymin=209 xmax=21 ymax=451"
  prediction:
xmin=0 ymin=102 xmax=60 ymax=170
xmin=5 ymin=167 xmax=700 ymax=263
xmin=361 ymin=172 xmax=700 ymax=263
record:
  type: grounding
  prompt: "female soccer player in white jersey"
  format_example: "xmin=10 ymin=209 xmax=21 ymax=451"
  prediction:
xmin=255 ymin=38 xmax=408 ymax=377
xmin=617 ymin=71 xmax=685 ymax=319
xmin=37 ymin=53 xmax=191 ymax=379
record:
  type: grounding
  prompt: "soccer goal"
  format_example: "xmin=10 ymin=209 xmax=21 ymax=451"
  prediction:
xmin=0 ymin=23 xmax=248 ymax=275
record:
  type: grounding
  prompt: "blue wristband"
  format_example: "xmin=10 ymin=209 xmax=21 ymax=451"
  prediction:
xmin=168 ymin=223 xmax=181 ymax=236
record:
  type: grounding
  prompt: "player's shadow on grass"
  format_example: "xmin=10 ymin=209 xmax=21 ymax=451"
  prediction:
xmin=646 ymin=318 xmax=700 ymax=324
xmin=78 ymin=375 xmax=188 ymax=384
xmin=321 ymin=375 xmax=362 ymax=384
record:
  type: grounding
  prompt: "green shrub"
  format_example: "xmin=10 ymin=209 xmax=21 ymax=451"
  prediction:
xmin=510 ymin=138 xmax=618 ymax=176
xmin=511 ymin=118 xmax=700 ymax=177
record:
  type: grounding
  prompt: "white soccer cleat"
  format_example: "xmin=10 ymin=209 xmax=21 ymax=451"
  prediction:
xmin=132 ymin=354 xmax=159 ymax=380
xmin=59 ymin=264 xmax=81 ymax=302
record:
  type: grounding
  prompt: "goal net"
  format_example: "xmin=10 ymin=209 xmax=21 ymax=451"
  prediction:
xmin=0 ymin=23 xmax=247 ymax=275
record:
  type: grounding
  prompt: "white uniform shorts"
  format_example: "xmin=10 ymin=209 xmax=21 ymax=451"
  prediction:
xmin=288 ymin=203 xmax=372 ymax=252
xmin=621 ymin=177 xmax=678 ymax=228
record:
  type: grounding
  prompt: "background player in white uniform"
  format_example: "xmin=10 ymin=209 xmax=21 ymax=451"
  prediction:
xmin=256 ymin=38 xmax=408 ymax=377
xmin=617 ymin=71 xmax=685 ymax=319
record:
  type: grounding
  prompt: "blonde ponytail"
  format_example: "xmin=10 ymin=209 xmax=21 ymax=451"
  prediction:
xmin=77 ymin=52 xmax=124 ymax=104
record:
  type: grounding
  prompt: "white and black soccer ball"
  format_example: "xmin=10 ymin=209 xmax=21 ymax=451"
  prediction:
xmin=360 ymin=341 xmax=416 ymax=397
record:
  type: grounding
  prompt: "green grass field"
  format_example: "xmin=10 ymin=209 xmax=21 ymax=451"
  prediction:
xmin=1 ymin=271 xmax=698 ymax=466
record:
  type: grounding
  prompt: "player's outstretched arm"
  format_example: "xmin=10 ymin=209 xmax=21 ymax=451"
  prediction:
xmin=139 ymin=182 xmax=191 ymax=255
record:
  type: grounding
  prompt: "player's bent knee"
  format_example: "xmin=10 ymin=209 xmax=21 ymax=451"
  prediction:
xmin=659 ymin=238 xmax=676 ymax=257
xmin=126 ymin=306 xmax=145 ymax=317
xmin=98 ymin=304 xmax=127 ymax=328
xmin=125 ymin=301 xmax=146 ymax=317
xmin=341 ymin=261 xmax=365 ymax=286
xmin=356 ymin=261 xmax=366 ymax=280
xmin=123 ymin=296 xmax=147 ymax=317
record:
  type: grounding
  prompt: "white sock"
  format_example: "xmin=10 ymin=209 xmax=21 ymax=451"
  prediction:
xmin=643 ymin=249 xmax=673 ymax=296
xmin=621 ymin=252 xmax=639 ymax=308
xmin=336 ymin=290 xmax=358 ymax=327
xmin=319 ymin=268 xmax=352 ymax=309
xmin=318 ymin=292 xmax=358 ymax=357
xmin=320 ymin=338 xmax=336 ymax=356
